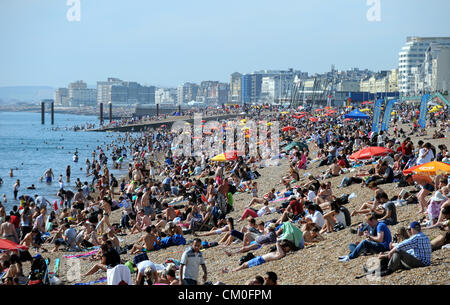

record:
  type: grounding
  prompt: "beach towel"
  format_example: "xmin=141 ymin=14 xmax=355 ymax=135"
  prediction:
xmin=64 ymin=249 xmax=99 ymax=259
xmin=279 ymin=222 xmax=304 ymax=249
xmin=107 ymin=264 xmax=132 ymax=285
xmin=73 ymin=277 xmax=107 ymax=285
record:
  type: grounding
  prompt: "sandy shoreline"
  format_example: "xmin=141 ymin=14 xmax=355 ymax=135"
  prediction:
xmin=11 ymin=121 xmax=448 ymax=285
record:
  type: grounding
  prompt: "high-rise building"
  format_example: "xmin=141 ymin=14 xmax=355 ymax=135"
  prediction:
xmin=177 ymin=82 xmax=199 ymax=104
xmin=67 ymin=80 xmax=96 ymax=107
xmin=155 ymin=88 xmax=177 ymax=104
xmin=414 ymin=44 xmax=450 ymax=94
xmin=54 ymin=88 xmax=69 ymax=106
xmin=398 ymin=36 xmax=450 ymax=95
xmin=96 ymin=78 xmax=155 ymax=105
xmin=196 ymin=81 xmax=229 ymax=105
xmin=229 ymin=72 xmax=242 ymax=104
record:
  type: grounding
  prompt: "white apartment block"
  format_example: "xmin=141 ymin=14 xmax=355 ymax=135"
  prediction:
xmin=398 ymin=36 xmax=450 ymax=96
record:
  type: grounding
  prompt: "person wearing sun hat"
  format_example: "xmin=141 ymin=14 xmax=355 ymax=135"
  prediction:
xmin=426 ymin=191 xmax=447 ymax=226
xmin=382 ymin=221 xmax=432 ymax=276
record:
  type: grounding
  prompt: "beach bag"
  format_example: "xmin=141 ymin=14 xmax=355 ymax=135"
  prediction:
xmin=340 ymin=206 xmax=352 ymax=227
xmin=133 ymin=253 xmax=149 ymax=265
xmin=228 ymin=184 xmax=237 ymax=195
xmin=333 ymin=222 xmax=345 ymax=232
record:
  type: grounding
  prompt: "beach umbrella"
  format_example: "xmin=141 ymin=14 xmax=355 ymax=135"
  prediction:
xmin=282 ymin=126 xmax=296 ymax=132
xmin=361 ymin=101 xmax=374 ymax=105
xmin=201 ymin=120 xmax=206 ymax=123
xmin=211 ymin=151 xmax=244 ymax=161
xmin=343 ymin=118 xmax=352 ymax=122
xmin=280 ymin=111 xmax=289 ymax=114
xmin=315 ymin=109 xmax=324 ymax=112
xmin=309 ymin=117 xmax=319 ymax=122
xmin=267 ymin=122 xmax=273 ymax=126
xmin=211 ymin=153 xmax=227 ymax=162
xmin=160 ymin=124 xmax=166 ymax=128
xmin=360 ymin=108 xmax=371 ymax=112
xmin=0 ymin=239 xmax=28 ymax=252
xmin=349 ymin=146 xmax=394 ymax=160
xmin=403 ymin=161 xmax=450 ymax=176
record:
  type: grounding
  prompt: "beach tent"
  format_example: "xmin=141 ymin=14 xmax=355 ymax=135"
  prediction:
xmin=172 ymin=112 xmax=181 ymax=116
xmin=284 ymin=141 xmax=309 ymax=152
xmin=343 ymin=109 xmax=370 ymax=120
xmin=0 ymin=239 xmax=28 ymax=252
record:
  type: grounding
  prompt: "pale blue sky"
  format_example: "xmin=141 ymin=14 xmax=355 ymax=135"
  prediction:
xmin=0 ymin=0 xmax=449 ymax=87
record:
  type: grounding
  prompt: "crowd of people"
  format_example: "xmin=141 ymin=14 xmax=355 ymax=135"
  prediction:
xmin=0 ymin=100 xmax=449 ymax=285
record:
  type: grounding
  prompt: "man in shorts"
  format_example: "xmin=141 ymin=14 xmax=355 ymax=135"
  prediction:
xmin=228 ymin=240 xmax=292 ymax=272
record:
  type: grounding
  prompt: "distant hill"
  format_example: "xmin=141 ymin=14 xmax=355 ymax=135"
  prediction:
xmin=0 ymin=86 xmax=55 ymax=104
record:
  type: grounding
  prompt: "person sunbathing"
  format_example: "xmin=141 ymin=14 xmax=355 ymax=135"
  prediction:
xmin=130 ymin=209 xmax=151 ymax=234
xmin=224 ymin=223 xmax=277 ymax=256
xmin=239 ymin=200 xmax=276 ymax=222
xmin=224 ymin=240 xmax=292 ymax=272
xmin=83 ymin=243 xmax=121 ymax=277
xmin=194 ymin=217 xmax=234 ymax=237
xmin=351 ymin=185 xmax=385 ymax=216
xmin=314 ymin=183 xmax=333 ymax=209
xmin=220 ymin=218 xmax=263 ymax=246
xmin=248 ymin=188 xmax=276 ymax=207
xmin=321 ymin=158 xmax=341 ymax=180
xmin=302 ymin=223 xmax=324 ymax=245
xmin=130 ymin=225 xmax=159 ymax=254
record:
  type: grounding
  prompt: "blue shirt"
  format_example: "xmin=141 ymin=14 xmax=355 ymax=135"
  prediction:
xmin=376 ymin=221 xmax=392 ymax=250
xmin=395 ymin=232 xmax=432 ymax=266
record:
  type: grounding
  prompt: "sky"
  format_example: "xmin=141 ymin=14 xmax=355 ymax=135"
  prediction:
xmin=0 ymin=0 xmax=449 ymax=88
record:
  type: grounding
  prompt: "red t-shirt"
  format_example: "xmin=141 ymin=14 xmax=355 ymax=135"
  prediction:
xmin=338 ymin=159 xmax=347 ymax=168
xmin=289 ymin=200 xmax=304 ymax=216
xmin=10 ymin=215 xmax=20 ymax=229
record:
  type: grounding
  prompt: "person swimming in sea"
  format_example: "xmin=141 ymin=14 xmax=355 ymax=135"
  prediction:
xmin=27 ymin=184 xmax=36 ymax=190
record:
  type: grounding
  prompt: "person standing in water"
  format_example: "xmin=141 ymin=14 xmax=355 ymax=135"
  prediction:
xmin=66 ymin=165 xmax=71 ymax=183
xmin=43 ymin=168 xmax=54 ymax=183
xmin=13 ymin=179 xmax=20 ymax=200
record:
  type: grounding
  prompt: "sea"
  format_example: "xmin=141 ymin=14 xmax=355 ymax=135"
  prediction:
xmin=0 ymin=111 xmax=128 ymax=212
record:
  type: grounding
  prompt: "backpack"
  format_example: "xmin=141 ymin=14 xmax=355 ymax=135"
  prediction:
xmin=340 ymin=206 xmax=352 ymax=227
xmin=228 ymin=184 xmax=237 ymax=195
xmin=133 ymin=253 xmax=149 ymax=265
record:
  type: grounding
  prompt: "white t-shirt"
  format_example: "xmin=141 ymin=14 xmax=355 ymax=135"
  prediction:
xmin=306 ymin=211 xmax=325 ymax=228
xmin=137 ymin=260 xmax=156 ymax=274
xmin=257 ymin=206 xmax=276 ymax=217
xmin=307 ymin=190 xmax=316 ymax=202
xmin=416 ymin=148 xmax=434 ymax=165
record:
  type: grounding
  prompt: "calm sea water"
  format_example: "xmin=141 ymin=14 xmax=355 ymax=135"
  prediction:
xmin=0 ymin=111 xmax=127 ymax=212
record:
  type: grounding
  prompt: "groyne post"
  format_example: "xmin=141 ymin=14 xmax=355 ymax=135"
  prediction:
xmin=100 ymin=103 xmax=104 ymax=125
xmin=109 ymin=102 xmax=112 ymax=122
xmin=41 ymin=101 xmax=45 ymax=124
xmin=51 ymin=101 xmax=54 ymax=125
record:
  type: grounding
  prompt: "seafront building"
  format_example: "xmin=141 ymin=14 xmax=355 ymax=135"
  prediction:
xmin=96 ymin=78 xmax=155 ymax=106
xmin=398 ymin=36 xmax=450 ymax=96
xmin=413 ymin=43 xmax=450 ymax=94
